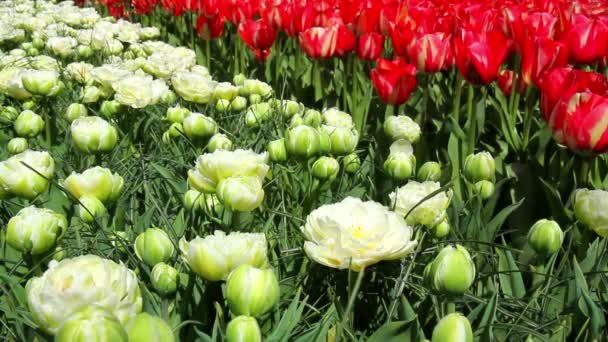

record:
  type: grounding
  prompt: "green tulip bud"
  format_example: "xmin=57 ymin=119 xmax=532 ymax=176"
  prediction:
xmin=126 ymin=313 xmax=175 ymax=342
xmin=71 ymin=116 xmax=118 ymax=154
xmin=77 ymin=195 xmax=107 ymax=223
xmin=278 ymin=100 xmax=302 ymax=118
xmin=21 ymin=70 xmax=61 ymax=96
xmin=473 ymin=180 xmax=494 ymax=199
xmin=268 ymin=139 xmax=288 ymax=162
xmin=429 ymin=245 xmax=476 ymax=295
xmin=418 ymin=161 xmax=441 ymax=182
xmin=160 ymin=90 xmax=178 ymax=105
xmin=8 ymin=137 xmax=28 ymax=154
xmin=233 ymin=74 xmax=247 ymax=86
xmin=182 ymin=113 xmax=217 ymax=139
xmin=249 ymin=94 xmax=262 ymax=104
xmin=464 ymin=152 xmax=495 ymax=183
xmin=226 ymin=265 xmax=280 ymax=317
xmin=65 ymin=103 xmax=88 ymax=122
xmin=151 ymin=262 xmax=179 ymax=295
xmin=226 ymin=316 xmax=262 ymax=342
xmin=0 ymin=150 xmax=55 ymax=200
xmin=245 ymin=103 xmax=272 ymax=127
xmin=0 ymin=106 xmax=19 ymax=122
xmin=303 ymin=109 xmax=322 ymax=127
xmin=432 ymin=220 xmax=450 ymax=238
xmin=22 ymin=101 xmax=36 ymax=110
xmin=62 ymin=166 xmax=124 ymax=204
xmin=81 ymin=85 xmax=103 ymax=103
xmin=183 ymin=189 xmax=202 ymax=211
xmin=166 ymin=123 xmax=183 ymax=139
xmin=55 ymin=306 xmax=128 ymax=342
xmin=312 ymin=156 xmax=340 ymax=180
xmin=166 ymin=106 xmax=190 ymax=124
xmin=342 ymin=153 xmax=360 ymax=174
xmin=32 ymin=38 xmax=45 ymax=50
xmin=134 ymin=228 xmax=175 ymax=267
xmin=318 ymin=129 xmax=332 ymax=154
xmin=183 ymin=190 xmax=223 ymax=214
xmin=217 ymin=176 xmax=265 ymax=212
xmin=322 ymin=126 xmax=359 ymax=155
xmin=384 ymin=115 xmax=421 ymax=143
xmin=77 ymin=45 xmax=94 ymax=58
xmin=53 ymin=246 xmax=66 ymax=261
xmin=240 ymin=80 xmax=261 ymax=96
xmin=528 ymin=219 xmax=563 ymax=256
xmin=573 ymin=188 xmax=608 ymax=237
xmin=216 ymin=99 xmax=232 ymax=113
xmin=384 ymin=153 xmax=416 ymax=180
xmin=27 ymin=47 xmax=39 ymax=56
xmin=431 ymin=313 xmax=473 ymax=342
xmin=208 ymin=133 xmax=233 ymax=152
xmin=6 ymin=206 xmax=68 ymax=255
xmin=100 ymin=100 xmax=122 ymax=118
xmin=285 ymin=125 xmax=320 ymax=158
xmin=214 ymin=82 xmax=239 ymax=101
xmin=322 ymin=108 xmax=353 ymax=128
xmin=14 ymin=110 xmax=44 ymax=137
xmin=289 ymin=114 xmax=304 ymax=127
xmin=162 ymin=131 xmax=172 ymax=144
xmin=230 ymin=96 xmax=248 ymax=111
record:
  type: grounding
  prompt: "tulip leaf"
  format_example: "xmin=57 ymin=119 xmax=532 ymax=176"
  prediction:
xmin=267 ymin=289 xmax=308 ymax=342
xmin=294 ymin=305 xmax=336 ymax=342
xmin=482 ymin=198 xmax=525 ymax=243
xmin=366 ymin=318 xmax=418 ymax=342
xmin=151 ymin=162 xmax=187 ymax=195
xmin=496 ymin=247 xmax=525 ymax=299
xmin=477 ymin=291 xmax=498 ymax=341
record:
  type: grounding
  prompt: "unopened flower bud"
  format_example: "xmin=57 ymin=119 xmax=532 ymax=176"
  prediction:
xmin=303 ymin=109 xmax=322 ymax=127
xmin=528 ymin=219 xmax=563 ymax=256
xmin=233 ymin=74 xmax=246 ymax=86
xmin=77 ymin=195 xmax=107 ymax=223
xmin=71 ymin=116 xmax=118 ymax=154
xmin=6 ymin=206 xmax=68 ymax=255
xmin=182 ymin=113 xmax=217 ymax=139
xmin=573 ymin=189 xmax=608 ymax=237
xmin=167 ymin=123 xmax=183 ymax=138
xmin=63 ymin=166 xmax=124 ymax=204
xmin=0 ymin=150 xmax=55 ymax=200
xmin=384 ymin=153 xmax=416 ymax=180
xmin=318 ymin=129 xmax=331 ymax=154
xmin=226 ymin=316 xmax=262 ymax=342
xmin=285 ymin=125 xmax=320 ymax=158
xmin=22 ymin=101 xmax=36 ymax=110
xmin=226 ymin=265 xmax=280 ymax=317
xmin=342 ymin=153 xmax=360 ymax=174
xmin=323 ymin=126 xmax=359 ymax=155
xmin=53 ymin=246 xmax=66 ymax=261
xmin=384 ymin=115 xmax=420 ymax=143
xmin=0 ymin=106 xmax=19 ymax=122
xmin=134 ymin=228 xmax=175 ymax=267
xmin=65 ymin=103 xmax=88 ymax=122
xmin=81 ymin=85 xmax=102 ymax=103
xmin=473 ymin=180 xmax=494 ymax=199
xmin=100 ymin=100 xmax=122 ymax=117
xmin=21 ymin=70 xmax=61 ymax=96
xmin=166 ymin=106 xmax=190 ymax=124
xmin=230 ymin=96 xmax=248 ymax=111
xmin=77 ymin=45 xmax=94 ymax=58
xmin=290 ymin=114 xmax=304 ymax=127
xmin=249 ymin=94 xmax=262 ymax=104
xmin=217 ymin=176 xmax=265 ymax=212
xmin=151 ymin=262 xmax=179 ymax=295
xmin=8 ymin=138 xmax=28 ymax=154
xmin=428 ymin=245 xmax=475 ymax=295
xmin=216 ymin=99 xmax=231 ymax=113
xmin=464 ymin=152 xmax=495 ymax=183
xmin=431 ymin=313 xmax=473 ymax=342
xmin=432 ymin=220 xmax=450 ymax=238
xmin=126 ymin=313 xmax=175 ymax=342
xmin=312 ymin=156 xmax=340 ymax=180
xmin=14 ymin=110 xmax=44 ymax=137
xmin=322 ymin=108 xmax=353 ymax=128
xmin=279 ymin=100 xmax=303 ymax=118
xmin=55 ymin=306 xmax=128 ymax=342
xmin=268 ymin=139 xmax=288 ymax=162
xmin=32 ymin=38 xmax=45 ymax=50
xmin=160 ymin=90 xmax=177 ymax=105
xmin=418 ymin=161 xmax=441 ymax=182
xmin=214 ymin=82 xmax=238 ymax=101
xmin=245 ymin=103 xmax=271 ymax=127
xmin=208 ymin=133 xmax=233 ymax=152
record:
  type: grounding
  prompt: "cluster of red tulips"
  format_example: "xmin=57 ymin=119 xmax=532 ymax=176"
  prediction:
xmin=97 ymin=0 xmax=608 ymax=154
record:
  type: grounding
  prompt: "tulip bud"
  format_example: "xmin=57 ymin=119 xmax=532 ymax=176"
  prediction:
xmin=323 ymin=126 xmax=359 ymax=155
xmin=160 ymin=90 xmax=177 ymax=105
xmin=384 ymin=115 xmax=421 ymax=143
xmin=279 ymin=100 xmax=303 ymax=118
xmin=217 ymin=176 xmax=265 ymax=212
xmin=226 ymin=265 xmax=280 ymax=317
xmin=65 ymin=103 xmax=88 ymax=122
xmin=431 ymin=313 xmax=473 ymax=342
xmin=245 ymin=103 xmax=271 ymax=127
xmin=55 ymin=306 xmax=128 ymax=342
xmin=126 ymin=313 xmax=175 ymax=342
xmin=53 ymin=246 xmax=66 ymax=261
xmin=342 ymin=153 xmax=360 ymax=174
xmin=22 ymin=101 xmax=36 ymax=110
xmin=289 ymin=114 xmax=304 ymax=127
xmin=318 ymin=129 xmax=332 ymax=154
xmin=32 ymin=38 xmax=45 ymax=50
xmin=303 ymin=109 xmax=322 ymax=127
xmin=473 ymin=180 xmax=494 ymax=199
xmin=432 ymin=220 xmax=450 ymax=238
xmin=21 ymin=70 xmax=61 ymax=96
xmin=26 ymin=47 xmax=40 ymax=56
xmin=77 ymin=195 xmax=107 ymax=223
xmin=214 ymin=82 xmax=239 ymax=101
xmin=71 ymin=116 xmax=118 ymax=154
xmin=151 ymin=262 xmax=179 ymax=295
xmin=233 ymin=73 xmax=246 ymax=86
xmin=134 ymin=228 xmax=175 ymax=267
xmin=208 ymin=133 xmax=233 ymax=152
xmin=8 ymin=138 xmax=28 ymax=154
xmin=77 ymin=45 xmax=94 ymax=58
xmin=162 ymin=131 xmax=172 ymax=144
xmin=573 ymin=189 xmax=608 ymax=237
xmin=62 ymin=166 xmax=124 ymax=204
xmin=384 ymin=153 xmax=416 ymax=180
xmin=464 ymin=152 xmax=495 ymax=183
xmin=249 ymin=94 xmax=262 ymax=104
xmin=167 ymin=123 xmax=183 ymax=139
xmin=418 ymin=161 xmax=441 ymax=182
xmin=230 ymin=96 xmax=248 ymax=111
xmin=216 ymin=99 xmax=231 ymax=113
xmin=428 ymin=245 xmax=475 ymax=295
xmin=226 ymin=316 xmax=262 ymax=342
xmin=14 ymin=110 xmax=44 ymax=137
xmin=528 ymin=219 xmax=563 ymax=256
xmin=285 ymin=125 xmax=320 ymax=158
xmin=100 ymin=100 xmax=122 ymax=118
xmin=182 ymin=113 xmax=217 ymax=139
xmin=6 ymin=206 xmax=68 ymax=255
xmin=322 ymin=108 xmax=353 ymax=128
xmin=312 ymin=157 xmax=340 ymax=180
xmin=1 ymin=106 xmax=19 ymax=122
xmin=0 ymin=150 xmax=55 ymax=200
xmin=241 ymin=79 xmax=272 ymax=97
xmin=268 ymin=139 xmax=288 ymax=162
xmin=166 ymin=106 xmax=190 ymax=124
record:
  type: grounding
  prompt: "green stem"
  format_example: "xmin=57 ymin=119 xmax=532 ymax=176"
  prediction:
xmin=452 ymin=76 xmax=463 ymax=123
xmin=161 ymin=297 xmax=169 ymax=321
xmin=446 ymin=301 xmax=456 ymax=315
xmin=577 ymin=156 xmax=591 ymax=187
xmin=420 ymin=74 xmax=429 ymax=128
xmin=44 ymin=110 xmax=52 ymax=148
xmin=521 ymin=87 xmax=534 ymax=151
xmin=205 ymin=39 xmax=211 ymax=69
xmin=466 ymin=85 xmax=476 ymax=155
xmin=353 ymin=59 xmax=362 ymax=133
xmin=336 ymin=268 xmax=366 ymax=342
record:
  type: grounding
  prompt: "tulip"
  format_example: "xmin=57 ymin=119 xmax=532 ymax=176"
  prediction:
xmin=233 ymin=74 xmax=247 ymax=86
xmin=433 ymin=220 xmax=451 ymax=238
xmin=268 ymin=138 xmax=288 ymax=162
xmin=431 ymin=313 xmax=473 ymax=342
xmin=285 ymin=125 xmax=321 ymax=158
xmin=226 ymin=316 xmax=262 ymax=342
xmin=322 ymin=108 xmax=354 ymax=128
xmin=418 ymin=161 xmax=442 ymax=182
xmin=312 ymin=156 xmax=340 ymax=180
xmin=407 ymin=32 xmax=454 ymax=73
xmin=389 ymin=19 xmax=416 ymax=57
xmin=81 ymin=85 xmax=103 ymax=103
xmin=182 ymin=113 xmax=218 ymax=139
xmin=454 ymin=30 xmax=512 ymax=84
xmin=14 ymin=110 xmax=44 ymax=138
xmin=100 ymin=100 xmax=122 ymax=118
xmin=342 ymin=153 xmax=361 ymax=174
xmin=65 ymin=103 xmax=88 ymax=122
xmin=126 ymin=313 xmax=175 ymax=342
xmin=226 ymin=265 xmax=280 ymax=317
xmin=161 ymin=90 xmax=178 ymax=105
xmin=563 ymin=14 xmax=608 ymax=65
xmin=370 ymin=58 xmax=417 ymax=106
xmin=183 ymin=190 xmax=223 ymax=215
xmin=134 ymin=228 xmax=175 ymax=267
xmin=208 ymin=133 xmax=233 ymax=152
xmin=238 ymin=19 xmax=277 ymax=62
xmin=217 ymin=176 xmax=265 ymax=212
xmin=6 ymin=206 xmax=68 ymax=255
xmin=390 ymin=180 xmax=452 ymax=227
xmin=21 ymin=70 xmax=62 ymax=96
xmin=196 ymin=14 xmax=225 ymax=40
xmin=55 ymin=306 xmax=128 ymax=342
xmin=63 ymin=167 xmax=124 ymax=204
xmin=322 ymin=125 xmax=359 ymax=155
xmin=7 ymin=138 xmax=28 ymax=155
xmin=474 ymin=180 xmax=495 ymax=199
xmin=0 ymin=150 xmax=55 ymax=200
xmin=528 ymin=219 xmax=563 ymax=256
xmin=384 ymin=153 xmax=415 ymax=180
xmin=214 ymin=82 xmax=239 ymax=101
xmin=318 ymin=129 xmax=332 ymax=154
xmin=521 ymin=36 xmax=568 ymax=86
xmin=303 ymin=109 xmax=322 ymax=127
xmin=77 ymin=195 xmax=107 ymax=223
xmin=171 ymin=70 xmax=216 ymax=104
xmin=299 ymin=27 xmax=338 ymax=59
xmin=0 ymin=106 xmax=19 ymax=122
xmin=71 ymin=116 xmax=118 ymax=154
xmin=240 ymin=79 xmax=273 ymax=97
xmin=77 ymin=45 xmax=94 ymax=58
xmin=384 ymin=115 xmax=421 ymax=143
xmin=231 ymin=96 xmax=248 ymax=111
xmin=249 ymin=94 xmax=263 ymax=104
xmin=428 ymin=245 xmax=476 ymax=295
xmin=245 ymin=103 xmax=272 ymax=127
xmin=574 ymin=188 xmax=608 ymax=237
xmin=151 ymin=262 xmax=179 ymax=295
xmin=463 ymin=152 xmax=495 ymax=183
xmin=277 ymin=100 xmax=303 ymax=118
xmin=166 ymin=106 xmax=190 ymax=124
xmin=357 ymin=32 xmax=383 ymax=61
xmin=334 ymin=25 xmax=356 ymax=57
xmin=497 ymin=69 xmax=526 ymax=97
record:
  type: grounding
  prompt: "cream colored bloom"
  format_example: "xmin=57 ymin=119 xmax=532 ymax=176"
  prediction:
xmin=0 ymin=150 xmax=55 ymax=200
xmin=171 ymin=70 xmax=216 ymax=104
xmin=90 ymin=64 xmax=131 ymax=88
xmin=70 ymin=116 xmax=118 ymax=154
xmin=389 ymin=181 xmax=452 ymax=227
xmin=62 ymin=166 xmax=123 ymax=203
xmin=26 ymin=255 xmax=142 ymax=335
xmin=574 ymin=188 xmax=608 ymax=237
xmin=112 ymin=74 xmax=168 ymax=108
xmin=384 ymin=115 xmax=421 ymax=143
xmin=322 ymin=108 xmax=354 ymax=128
xmin=0 ymin=67 xmax=32 ymax=100
xmin=179 ymin=230 xmax=268 ymax=281
xmin=301 ymin=197 xmax=417 ymax=271
xmin=64 ymin=62 xmax=94 ymax=84
xmin=6 ymin=206 xmax=68 ymax=255
xmin=46 ymin=36 xmax=77 ymax=58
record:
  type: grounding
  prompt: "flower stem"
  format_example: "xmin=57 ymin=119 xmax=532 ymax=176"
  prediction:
xmin=577 ymin=156 xmax=591 ymax=187
xmin=446 ymin=301 xmax=456 ymax=315
xmin=336 ymin=268 xmax=365 ymax=342
xmin=466 ymin=85 xmax=476 ymax=155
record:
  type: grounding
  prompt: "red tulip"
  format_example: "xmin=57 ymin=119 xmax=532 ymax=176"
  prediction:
xmin=370 ymin=58 xmax=417 ymax=105
xmin=521 ymin=36 xmax=568 ymax=86
xmin=563 ymin=14 xmax=608 ymax=64
xmin=196 ymin=14 xmax=224 ymax=40
xmin=379 ymin=1 xmax=399 ymax=35
xmin=497 ymin=70 xmax=525 ymax=97
xmin=201 ymin=0 xmax=220 ymax=17
xmin=407 ymin=32 xmax=453 ymax=73
xmin=454 ymin=29 xmax=512 ymax=84
xmin=261 ymin=0 xmax=297 ymax=36
xmin=219 ymin=0 xmax=256 ymax=24
xmin=389 ymin=20 xmax=416 ymax=57
xmin=299 ymin=26 xmax=338 ymax=59
xmin=357 ymin=32 xmax=383 ymax=61
xmin=133 ymin=0 xmax=158 ymax=14
xmin=354 ymin=4 xmax=380 ymax=35
xmin=238 ymin=19 xmax=277 ymax=62
xmin=334 ymin=25 xmax=356 ymax=57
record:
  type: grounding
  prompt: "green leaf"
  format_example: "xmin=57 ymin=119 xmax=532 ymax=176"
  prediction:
xmin=266 ymin=289 xmax=307 ymax=342
xmin=482 ymin=198 xmax=525 ymax=242
xmin=151 ymin=162 xmax=187 ymax=195
xmin=367 ymin=318 xmax=418 ymax=342
xmin=496 ymin=247 xmax=526 ymax=298
xmin=476 ymin=291 xmax=498 ymax=341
